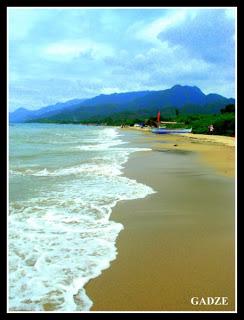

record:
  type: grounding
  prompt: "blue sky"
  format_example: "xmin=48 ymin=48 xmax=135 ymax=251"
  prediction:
xmin=8 ymin=7 xmax=236 ymax=111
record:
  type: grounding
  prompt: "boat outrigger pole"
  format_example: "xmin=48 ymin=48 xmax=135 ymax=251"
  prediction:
xmin=157 ymin=111 xmax=160 ymax=127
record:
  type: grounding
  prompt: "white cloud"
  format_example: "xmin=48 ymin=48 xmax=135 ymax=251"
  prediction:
xmin=44 ymin=39 xmax=114 ymax=61
xmin=132 ymin=10 xmax=188 ymax=44
xmin=100 ymin=87 xmax=121 ymax=94
xmin=8 ymin=8 xmax=42 ymax=40
xmin=225 ymin=8 xmax=236 ymax=20
xmin=9 ymin=8 xmax=236 ymax=110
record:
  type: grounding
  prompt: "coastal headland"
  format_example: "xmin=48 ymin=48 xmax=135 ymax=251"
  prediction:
xmin=85 ymin=130 xmax=235 ymax=311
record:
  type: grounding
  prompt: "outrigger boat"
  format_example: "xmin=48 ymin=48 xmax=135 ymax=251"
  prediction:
xmin=152 ymin=128 xmax=192 ymax=134
xmin=152 ymin=110 xmax=192 ymax=134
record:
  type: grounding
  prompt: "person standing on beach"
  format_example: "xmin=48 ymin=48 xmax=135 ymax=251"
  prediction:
xmin=208 ymin=124 xmax=214 ymax=134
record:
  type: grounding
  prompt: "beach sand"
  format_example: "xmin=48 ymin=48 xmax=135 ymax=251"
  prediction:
xmin=85 ymin=131 xmax=235 ymax=311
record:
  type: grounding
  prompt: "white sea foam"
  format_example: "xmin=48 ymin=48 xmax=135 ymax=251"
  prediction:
xmin=74 ymin=140 xmax=127 ymax=151
xmin=10 ymin=148 xmax=151 ymax=178
xmin=10 ymin=164 xmax=122 ymax=177
xmin=9 ymin=125 xmax=155 ymax=311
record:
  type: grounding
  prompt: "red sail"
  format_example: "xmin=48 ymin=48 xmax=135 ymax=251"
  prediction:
xmin=157 ymin=111 xmax=160 ymax=122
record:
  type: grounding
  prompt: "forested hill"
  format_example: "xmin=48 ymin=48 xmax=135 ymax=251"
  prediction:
xmin=10 ymin=85 xmax=235 ymax=123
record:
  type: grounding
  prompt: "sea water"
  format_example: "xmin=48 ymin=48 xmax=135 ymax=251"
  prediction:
xmin=8 ymin=123 xmax=155 ymax=311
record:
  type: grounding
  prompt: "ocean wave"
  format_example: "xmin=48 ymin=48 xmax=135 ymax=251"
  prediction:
xmin=10 ymin=163 xmax=122 ymax=177
xmin=9 ymin=175 xmax=155 ymax=311
xmin=9 ymin=148 xmax=151 ymax=178
xmin=9 ymin=125 xmax=156 ymax=311
xmin=73 ymin=140 xmax=127 ymax=151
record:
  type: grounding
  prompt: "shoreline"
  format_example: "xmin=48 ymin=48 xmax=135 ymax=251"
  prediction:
xmin=122 ymin=128 xmax=235 ymax=177
xmin=85 ymin=129 xmax=235 ymax=311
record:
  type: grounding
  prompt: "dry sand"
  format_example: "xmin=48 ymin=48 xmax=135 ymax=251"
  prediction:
xmin=85 ymin=130 xmax=235 ymax=311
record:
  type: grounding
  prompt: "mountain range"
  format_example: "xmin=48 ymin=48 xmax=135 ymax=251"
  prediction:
xmin=9 ymin=85 xmax=235 ymax=123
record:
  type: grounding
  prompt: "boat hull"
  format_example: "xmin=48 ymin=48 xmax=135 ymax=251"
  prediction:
xmin=152 ymin=128 xmax=192 ymax=134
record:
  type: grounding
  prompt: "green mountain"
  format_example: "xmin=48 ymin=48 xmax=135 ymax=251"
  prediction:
xmin=10 ymin=85 xmax=234 ymax=123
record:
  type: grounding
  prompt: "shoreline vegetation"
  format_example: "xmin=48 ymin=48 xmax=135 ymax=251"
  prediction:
xmin=25 ymin=103 xmax=235 ymax=137
xmin=85 ymin=127 xmax=235 ymax=311
xmin=24 ymin=109 xmax=235 ymax=177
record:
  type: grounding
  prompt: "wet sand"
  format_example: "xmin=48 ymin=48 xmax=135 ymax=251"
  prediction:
xmin=85 ymin=131 xmax=235 ymax=311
